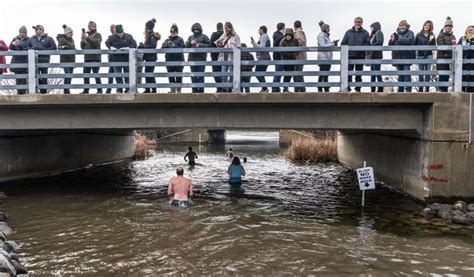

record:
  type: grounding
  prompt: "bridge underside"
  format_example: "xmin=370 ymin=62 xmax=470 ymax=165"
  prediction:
xmin=0 ymin=93 xmax=472 ymax=201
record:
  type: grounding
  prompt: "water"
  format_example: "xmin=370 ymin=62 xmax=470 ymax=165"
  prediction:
xmin=0 ymin=131 xmax=473 ymax=275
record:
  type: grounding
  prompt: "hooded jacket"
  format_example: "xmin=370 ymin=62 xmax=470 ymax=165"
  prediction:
xmin=28 ymin=33 xmax=57 ymax=62
xmin=369 ymin=22 xmax=384 ymax=59
xmin=389 ymin=25 xmax=415 ymax=60
xmin=294 ymin=27 xmax=307 ymax=60
xmin=57 ymin=34 xmax=76 ymax=63
xmin=341 ymin=26 xmax=370 ymax=59
xmin=280 ymin=29 xmax=299 ymax=60
xmin=9 ymin=35 xmax=30 ymax=65
xmin=80 ymin=30 xmax=102 ymax=62
xmin=162 ymin=35 xmax=185 ymax=61
xmin=105 ymin=33 xmax=137 ymax=62
xmin=272 ymin=30 xmax=284 ymax=60
xmin=140 ymin=31 xmax=160 ymax=61
xmin=185 ymin=23 xmax=211 ymax=61
xmin=437 ymin=30 xmax=456 ymax=59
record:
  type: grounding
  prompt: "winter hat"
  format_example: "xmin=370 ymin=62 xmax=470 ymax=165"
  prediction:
xmin=19 ymin=26 xmax=27 ymax=33
xmin=62 ymin=24 xmax=73 ymax=34
xmin=115 ymin=24 xmax=124 ymax=34
xmin=319 ymin=21 xmax=329 ymax=32
xmin=146 ymin=18 xmax=156 ymax=30
xmin=284 ymin=28 xmax=295 ymax=37
xmin=444 ymin=16 xmax=453 ymax=27
xmin=170 ymin=24 xmax=178 ymax=33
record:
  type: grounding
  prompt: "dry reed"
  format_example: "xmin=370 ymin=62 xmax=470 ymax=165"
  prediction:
xmin=286 ymin=136 xmax=338 ymax=163
xmin=134 ymin=132 xmax=157 ymax=160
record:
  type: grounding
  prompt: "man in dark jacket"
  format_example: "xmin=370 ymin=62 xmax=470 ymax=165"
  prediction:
xmin=210 ymin=23 xmax=224 ymax=92
xmin=369 ymin=22 xmax=384 ymax=92
xmin=185 ymin=23 xmax=211 ymax=93
xmin=57 ymin=25 xmax=76 ymax=94
xmin=105 ymin=24 xmax=137 ymax=93
xmin=389 ymin=20 xmax=415 ymax=92
xmin=9 ymin=26 xmax=29 ymax=94
xmin=437 ymin=17 xmax=456 ymax=92
xmin=240 ymin=43 xmax=255 ymax=93
xmin=272 ymin=22 xmax=285 ymax=92
xmin=81 ymin=21 xmax=102 ymax=94
xmin=162 ymin=24 xmax=185 ymax=93
xmin=280 ymin=28 xmax=299 ymax=92
xmin=28 ymin=25 xmax=57 ymax=94
xmin=106 ymin=24 xmax=116 ymax=93
xmin=341 ymin=17 xmax=370 ymax=92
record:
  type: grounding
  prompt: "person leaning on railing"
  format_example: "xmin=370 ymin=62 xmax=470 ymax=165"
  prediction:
xmin=415 ymin=20 xmax=436 ymax=93
xmin=28 ymin=25 xmax=57 ymax=94
xmin=215 ymin=22 xmax=240 ymax=93
xmin=105 ymin=24 xmax=137 ymax=93
xmin=341 ymin=17 xmax=370 ymax=92
xmin=279 ymin=28 xmax=299 ymax=92
xmin=139 ymin=18 xmax=160 ymax=93
xmin=368 ymin=22 xmax=384 ymax=93
xmin=185 ymin=23 xmax=211 ymax=93
xmin=458 ymin=25 xmax=474 ymax=93
xmin=162 ymin=24 xmax=185 ymax=93
xmin=240 ymin=43 xmax=255 ymax=93
xmin=9 ymin=26 xmax=29 ymax=95
xmin=436 ymin=17 xmax=456 ymax=93
xmin=57 ymin=25 xmax=76 ymax=94
xmin=389 ymin=20 xmax=415 ymax=93
xmin=80 ymin=21 xmax=103 ymax=94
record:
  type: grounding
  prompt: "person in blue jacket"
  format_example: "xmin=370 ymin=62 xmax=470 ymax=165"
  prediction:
xmin=228 ymin=156 xmax=246 ymax=185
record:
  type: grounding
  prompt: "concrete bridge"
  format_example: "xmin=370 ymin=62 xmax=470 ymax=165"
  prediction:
xmin=0 ymin=93 xmax=472 ymax=202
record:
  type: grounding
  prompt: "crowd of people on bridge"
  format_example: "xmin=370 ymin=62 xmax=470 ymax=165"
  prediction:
xmin=0 ymin=16 xmax=473 ymax=94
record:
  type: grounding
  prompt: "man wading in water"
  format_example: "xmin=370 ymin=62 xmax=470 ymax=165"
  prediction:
xmin=184 ymin=146 xmax=198 ymax=166
xmin=168 ymin=167 xmax=193 ymax=208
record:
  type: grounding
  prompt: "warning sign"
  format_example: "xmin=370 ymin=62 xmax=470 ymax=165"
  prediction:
xmin=356 ymin=167 xmax=376 ymax=191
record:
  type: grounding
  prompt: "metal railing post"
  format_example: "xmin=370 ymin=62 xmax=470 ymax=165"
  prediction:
xmin=453 ymin=45 xmax=463 ymax=93
xmin=340 ymin=45 xmax=349 ymax=92
xmin=27 ymin=49 xmax=36 ymax=94
xmin=128 ymin=48 xmax=137 ymax=93
xmin=233 ymin=46 xmax=241 ymax=92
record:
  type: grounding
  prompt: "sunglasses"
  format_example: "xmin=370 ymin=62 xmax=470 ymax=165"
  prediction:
xmin=192 ymin=28 xmax=199 ymax=31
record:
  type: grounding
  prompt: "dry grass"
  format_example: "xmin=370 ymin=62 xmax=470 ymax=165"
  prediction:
xmin=286 ymin=136 xmax=338 ymax=163
xmin=134 ymin=132 xmax=157 ymax=160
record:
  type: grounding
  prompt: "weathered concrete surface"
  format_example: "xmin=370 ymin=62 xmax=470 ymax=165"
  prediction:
xmin=338 ymin=132 xmax=474 ymax=201
xmin=207 ymin=130 xmax=226 ymax=144
xmin=156 ymin=129 xmax=209 ymax=143
xmin=0 ymin=131 xmax=135 ymax=182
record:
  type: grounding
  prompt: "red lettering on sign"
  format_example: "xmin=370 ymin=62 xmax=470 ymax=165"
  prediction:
xmin=422 ymin=176 xmax=448 ymax=183
xmin=428 ymin=164 xmax=444 ymax=170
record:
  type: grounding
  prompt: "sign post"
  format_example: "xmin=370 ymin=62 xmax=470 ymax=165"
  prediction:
xmin=356 ymin=161 xmax=376 ymax=207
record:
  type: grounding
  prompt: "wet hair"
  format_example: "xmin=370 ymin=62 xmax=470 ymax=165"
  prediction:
xmin=231 ymin=156 xmax=241 ymax=165
xmin=421 ymin=20 xmax=434 ymax=33
xmin=176 ymin=167 xmax=184 ymax=176
xmin=188 ymin=146 xmax=192 ymax=151
xmin=294 ymin=20 xmax=302 ymax=28
xmin=260 ymin=25 xmax=267 ymax=33
xmin=277 ymin=22 xmax=285 ymax=31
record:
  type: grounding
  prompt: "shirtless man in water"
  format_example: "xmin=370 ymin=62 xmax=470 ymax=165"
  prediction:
xmin=168 ymin=167 xmax=193 ymax=208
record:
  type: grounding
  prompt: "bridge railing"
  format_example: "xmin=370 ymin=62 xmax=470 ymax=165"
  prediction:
xmin=0 ymin=45 xmax=472 ymax=94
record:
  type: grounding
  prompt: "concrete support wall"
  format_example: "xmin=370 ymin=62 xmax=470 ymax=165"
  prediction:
xmin=207 ymin=130 xmax=226 ymax=144
xmin=0 ymin=131 xmax=135 ymax=182
xmin=157 ymin=129 xmax=209 ymax=144
xmin=338 ymin=132 xmax=474 ymax=201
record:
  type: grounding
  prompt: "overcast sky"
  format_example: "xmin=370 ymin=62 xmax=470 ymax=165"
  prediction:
xmin=1 ymin=0 xmax=473 ymax=46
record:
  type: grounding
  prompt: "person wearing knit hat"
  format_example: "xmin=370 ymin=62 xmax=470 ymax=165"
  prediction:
xmin=317 ymin=21 xmax=335 ymax=92
xmin=146 ymin=18 xmax=156 ymax=31
xmin=162 ymin=24 xmax=185 ymax=93
xmin=57 ymin=25 xmax=76 ymax=94
xmin=319 ymin=21 xmax=330 ymax=33
xmin=9 ymin=26 xmax=30 ymax=94
xmin=140 ymin=18 xmax=160 ymax=93
xmin=437 ymin=16 xmax=456 ymax=92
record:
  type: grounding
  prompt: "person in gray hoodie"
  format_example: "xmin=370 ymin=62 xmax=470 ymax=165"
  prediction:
xmin=436 ymin=17 xmax=456 ymax=92
xmin=389 ymin=20 xmax=415 ymax=92
xmin=185 ymin=23 xmax=211 ymax=93
xmin=341 ymin=17 xmax=370 ymax=92
xmin=251 ymin=25 xmax=271 ymax=92
xmin=28 ymin=25 xmax=57 ymax=94
xmin=57 ymin=25 xmax=76 ymax=94
xmin=369 ymin=22 xmax=384 ymax=92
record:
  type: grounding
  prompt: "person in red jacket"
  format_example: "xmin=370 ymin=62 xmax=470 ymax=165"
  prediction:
xmin=0 ymin=40 xmax=8 ymax=75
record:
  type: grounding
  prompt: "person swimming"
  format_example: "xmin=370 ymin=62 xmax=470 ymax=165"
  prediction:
xmin=227 ymin=156 xmax=246 ymax=185
xmin=184 ymin=146 xmax=198 ymax=166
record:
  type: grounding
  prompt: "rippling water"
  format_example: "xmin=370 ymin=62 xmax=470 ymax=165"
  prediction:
xmin=0 ymin=131 xmax=473 ymax=275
